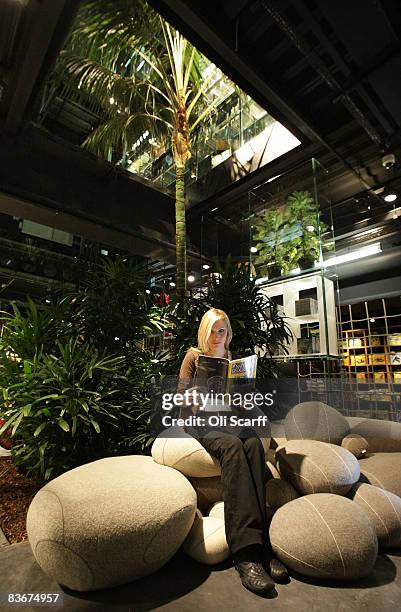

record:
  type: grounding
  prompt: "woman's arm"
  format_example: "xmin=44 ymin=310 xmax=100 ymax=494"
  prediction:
xmin=177 ymin=349 xmax=199 ymax=418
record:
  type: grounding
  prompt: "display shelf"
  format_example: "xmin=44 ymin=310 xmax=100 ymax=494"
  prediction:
xmin=337 ymin=297 xmax=401 ymax=418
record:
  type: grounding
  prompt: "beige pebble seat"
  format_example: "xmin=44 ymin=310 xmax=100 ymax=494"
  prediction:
xmin=27 ymin=456 xmax=196 ymax=591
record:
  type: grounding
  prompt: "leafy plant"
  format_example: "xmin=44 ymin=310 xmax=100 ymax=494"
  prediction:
xmin=0 ymin=258 xmax=166 ymax=479
xmin=0 ymin=296 xmax=73 ymax=360
xmin=70 ymin=256 xmax=164 ymax=353
xmin=253 ymin=206 xmax=298 ymax=278
xmin=286 ymin=190 xmax=328 ymax=268
xmin=0 ymin=339 xmax=136 ymax=479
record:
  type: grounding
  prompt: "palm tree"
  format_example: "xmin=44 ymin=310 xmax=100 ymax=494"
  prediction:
xmin=55 ymin=0 xmax=227 ymax=300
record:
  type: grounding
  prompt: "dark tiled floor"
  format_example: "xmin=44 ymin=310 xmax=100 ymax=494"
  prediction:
xmin=1 ymin=541 xmax=401 ymax=612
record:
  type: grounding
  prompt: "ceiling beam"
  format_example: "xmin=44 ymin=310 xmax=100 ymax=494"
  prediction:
xmin=3 ymin=0 xmax=80 ymax=135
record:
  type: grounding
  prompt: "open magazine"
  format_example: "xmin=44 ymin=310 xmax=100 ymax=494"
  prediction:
xmin=194 ymin=354 xmax=258 ymax=398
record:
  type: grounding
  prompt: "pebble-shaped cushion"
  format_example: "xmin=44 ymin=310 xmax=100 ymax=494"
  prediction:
xmin=183 ymin=515 xmax=229 ymax=565
xmin=151 ymin=426 xmax=221 ymax=477
xmin=27 ymin=456 xmax=196 ymax=591
xmin=284 ymin=402 xmax=350 ymax=444
xmin=341 ymin=434 xmax=368 ymax=458
xmin=346 ymin=417 xmax=401 ymax=453
xmin=270 ymin=493 xmax=378 ymax=579
xmin=276 ymin=440 xmax=360 ymax=495
xmin=348 ymin=483 xmax=401 ymax=548
xmin=359 ymin=453 xmax=401 ymax=498
xmin=188 ymin=476 xmax=223 ymax=513
xmin=266 ymin=478 xmax=299 ymax=510
xmin=208 ymin=501 xmax=224 ymax=520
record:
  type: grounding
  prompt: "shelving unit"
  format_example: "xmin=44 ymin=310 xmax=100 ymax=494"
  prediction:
xmin=338 ymin=297 xmax=401 ymax=420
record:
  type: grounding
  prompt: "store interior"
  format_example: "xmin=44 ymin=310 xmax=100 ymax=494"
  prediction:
xmin=1 ymin=0 xmax=401 ymax=609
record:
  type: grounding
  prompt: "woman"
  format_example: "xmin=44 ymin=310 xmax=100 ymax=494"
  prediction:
xmin=178 ymin=308 xmax=288 ymax=595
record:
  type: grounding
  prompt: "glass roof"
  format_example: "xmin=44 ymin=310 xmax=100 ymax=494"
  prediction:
xmin=38 ymin=5 xmax=301 ymax=200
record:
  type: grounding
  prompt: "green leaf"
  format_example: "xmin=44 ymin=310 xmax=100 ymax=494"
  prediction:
xmin=34 ymin=423 xmax=47 ymax=437
xmin=22 ymin=404 xmax=32 ymax=417
xmin=58 ymin=419 xmax=70 ymax=432
xmin=11 ymin=412 xmax=24 ymax=436
xmin=71 ymin=416 xmax=77 ymax=436
xmin=90 ymin=419 xmax=100 ymax=434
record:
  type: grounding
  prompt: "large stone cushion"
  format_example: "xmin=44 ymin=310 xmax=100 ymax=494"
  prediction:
xmin=270 ymin=493 xmax=378 ymax=579
xmin=208 ymin=501 xmax=224 ymax=520
xmin=152 ymin=426 xmax=271 ymax=478
xmin=151 ymin=427 xmax=221 ymax=477
xmin=183 ymin=515 xmax=229 ymax=565
xmin=348 ymin=483 xmax=401 ymax=548
xmin=359 ymin=452 xmax=401 ymax=498
xmin=27 ymin=456 xmax=196 ymax=591
xmin=284 ymin=402 xmax=350 ymax=444
xmin=276 ymin=440 xmax=360 ymax=495
xmin=346 ymin=417 xmax=401 ymax=453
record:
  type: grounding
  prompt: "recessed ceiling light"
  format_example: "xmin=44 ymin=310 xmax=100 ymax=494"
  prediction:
xmin=384 ymin=192 xmax=397 ymax=203
xmin=169 ymin=282 xmax=175 ymax=287
xmin=188 ymin=274 xmax=195 ymax=282
xmin=250 ymin=246 xmax=258 ymax=253
xmin=202 ymin=264 xmax=210 ymax=270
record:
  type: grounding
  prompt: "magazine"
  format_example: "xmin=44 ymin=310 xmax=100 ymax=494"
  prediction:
xmin=194 ymin=354 xmax=258 ymax=398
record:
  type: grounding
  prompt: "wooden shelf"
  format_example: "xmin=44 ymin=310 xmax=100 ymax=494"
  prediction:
xmin=338 ymin=300 xmax=401 ymax=416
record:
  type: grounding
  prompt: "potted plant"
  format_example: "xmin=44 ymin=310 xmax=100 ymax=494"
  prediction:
xmin=253 ymin=206 xmax=298 ymax=279
xmin=286 ymin=190 xmax=327 ymax=270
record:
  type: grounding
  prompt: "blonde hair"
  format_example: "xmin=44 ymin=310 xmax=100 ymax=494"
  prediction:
xmin=196 ymin=308 xmax=232 ymax=354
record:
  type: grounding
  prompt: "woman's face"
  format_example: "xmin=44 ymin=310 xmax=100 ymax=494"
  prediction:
xmin=208 ymin=319 xmax=228 ymax=351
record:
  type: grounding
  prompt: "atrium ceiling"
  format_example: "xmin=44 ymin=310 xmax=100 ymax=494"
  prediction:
xmin=0 ymin=0 xmax=401 ymax=286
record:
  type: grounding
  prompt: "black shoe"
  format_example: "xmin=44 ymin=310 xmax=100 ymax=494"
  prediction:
xmin=269 ymin=558 xmax=289 ymax=583
xmin=234 ymin=560 xmax=275 ymax=595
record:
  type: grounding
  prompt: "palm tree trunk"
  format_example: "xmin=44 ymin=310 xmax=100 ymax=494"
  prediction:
xmin=175 ymin=164 xmax=187 ymax=301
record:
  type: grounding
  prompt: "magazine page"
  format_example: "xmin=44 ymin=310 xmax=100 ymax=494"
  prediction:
xmin=227 ymin=354 xmax=258 ymax=379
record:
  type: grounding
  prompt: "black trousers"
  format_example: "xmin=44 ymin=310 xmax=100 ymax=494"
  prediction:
xmin=198 ymin=429 xmax=273 ymax=557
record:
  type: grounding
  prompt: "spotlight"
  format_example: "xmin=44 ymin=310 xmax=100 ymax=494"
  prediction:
xmin=370 ymin=318 xmax=375 ymax=323
xmin=169 ymin=281 xmax=176 ymax=287
xmin=202 ymin=264 xmax=210 ymax=270
xmin=384 ymin=191 xmax=397 ymax=203
xmin=250 ymin=246 xmax=258 ymax=253
xmin=109 ymin=97 xmax=115 ymax=105
xmin=188 ymin=274 xmax=195 ymax=283
xmin=145 ymin=289 xmax=150 ymax=294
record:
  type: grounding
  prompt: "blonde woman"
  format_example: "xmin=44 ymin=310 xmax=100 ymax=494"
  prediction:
xmin=178 ymin=308 xmax=288 ymax=596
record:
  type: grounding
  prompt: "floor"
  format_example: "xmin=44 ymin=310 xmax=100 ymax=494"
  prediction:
xmin=1 ymin=541 xmax=401 ymax=612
